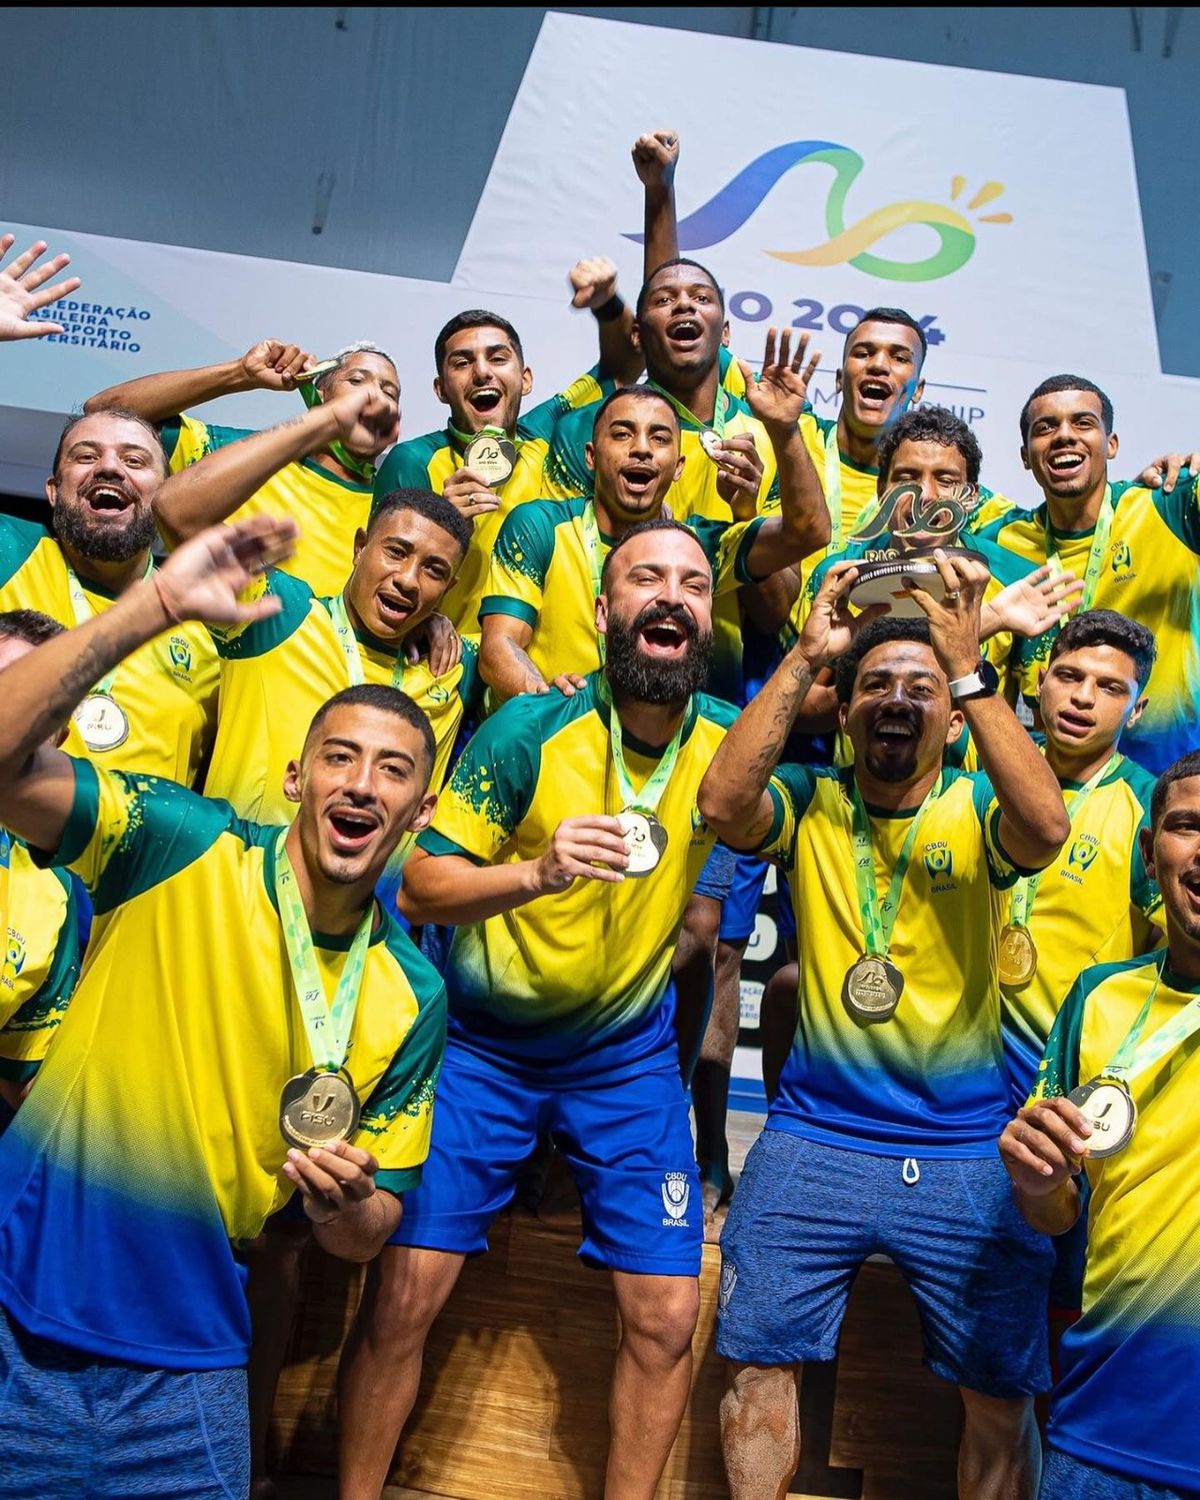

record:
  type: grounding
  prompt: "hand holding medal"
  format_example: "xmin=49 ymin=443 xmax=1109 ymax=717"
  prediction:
xmin=281 ymin=1138 xmax=380 ymax=1227
xmin=440 ymin=464 xmax=505 ymax=522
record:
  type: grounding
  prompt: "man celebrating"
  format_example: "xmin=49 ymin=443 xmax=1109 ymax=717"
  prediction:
xmin=0 ymin=518 xmax=447 ymax=1497
xmin=698 ymin=557 xmax=1070 ymax=1500
xmin=0 ymin=408 xmax=218 ymax=785
xmin=1000 ymin=750 xmax=1200 ymax=1499
xmin=338 ymin=519 xmax=738 ymax=1500
xmin=976 ymin=375 xmax=1200 ymax=772
xmin=87 ymin=339 xmax=401 ymax=597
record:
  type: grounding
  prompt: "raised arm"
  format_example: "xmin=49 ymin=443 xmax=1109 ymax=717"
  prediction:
xmin=909 ymin=552 xmax=1070 ymax=868
xmin=152 ymin=385 xmax=389 ymax=548
xmin=85 ymin=338 xmax=317 ymax=422
xmin=632 ymin=130 xmax=680 ymax=278
xmin=0 ymin=518 xmax=298 ymax=854
xmin=569 ymin=257 xmax=641 ymax=386
xmin=0 ymin=234 xmax=81 ymax=341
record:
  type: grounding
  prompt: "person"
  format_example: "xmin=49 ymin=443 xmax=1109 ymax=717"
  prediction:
xmin=0 ymin=232 xmax=81 ymax=341
xmin=0 ymin=517 xmax=448 ymax=1498
xmin=149 ymin=383 xmax=476 ymax=821
xmin=698 ymin=556 xmax=1071 ymax=1500
xmin=0 ymin=407 xmax=219 ymax=785
xmin=975 ymin=375 xmax=1200 ymax=772
xmin=375 ymin=258 xmax=642 ymax=631
xmin=338 ymin=518 xmax=738 ymax=1500
xmin=0 ymin=611 xmax=83 ymax=1116
xmin=86 ymin=339 xmax=401 ymax=597
xmin=999 ymin=750 xmax=1200 ymax=1499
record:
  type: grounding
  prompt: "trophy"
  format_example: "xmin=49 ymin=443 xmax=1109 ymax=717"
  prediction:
xmin=847 ymin=482 xmax=988 ymax=619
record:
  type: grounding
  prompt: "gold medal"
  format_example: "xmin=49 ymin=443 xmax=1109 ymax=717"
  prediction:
xmin=72 ymin=692 xmax=130 ymax=752
xmin=463 ymin=427 xmax=517 ymax=486
xmin=1067 ymin=1077 xmax=1136 ymax=1158
xmin=998 ymin=923 xmax=1038 ymax=988
xmin=279 ymin=1067 xmax=361 ymax=1149
xmin=843 ymin=954 xmax=904 ymax=1022
xmin=616 ymin=808 xmax=669 ymax=877
xmin=699 ymin=429 xmax=722 ymax=461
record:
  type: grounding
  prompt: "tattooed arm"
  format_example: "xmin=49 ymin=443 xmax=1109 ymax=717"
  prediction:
xmin=0 ymin=518 xmax=297 ymax=851
xmin=698 ymin=561 xmax=884 ymax=848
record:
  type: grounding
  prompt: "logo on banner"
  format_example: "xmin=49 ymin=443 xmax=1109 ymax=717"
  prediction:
xmin=627 ymin=141 xmax=1012 ymax=284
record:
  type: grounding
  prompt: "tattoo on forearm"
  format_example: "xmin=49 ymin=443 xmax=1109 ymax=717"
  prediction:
xmin=14 ymin=616 xmax=146 ymax=763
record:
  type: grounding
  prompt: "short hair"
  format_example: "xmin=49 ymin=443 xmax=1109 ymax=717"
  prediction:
xmin=303 ymin=683 xmax=435 ymax=775
xmin=312 ymin=341 xmax=397 ymax=396
xmin=1047 ymin=608 xmax=1156 ymax=692
xmin=876 ymin=405 xmax=982 ymax=487
xmin=590 ymin=383 xmax=679 ymax=438
xmin=434 ymin=311 xmax=524 ymax=374
xmin=368 ymin=486 xmax=471 ymax=560
xmin=0 ymin=609 xmax=64 ymax=647
xmin=1019 ymin=375 xmax=1114 ymax=443
xmin=847 ymin=306 xmax=928 ymax=362
xmin=52 ymin=407 xmax=167 ymax=479
xmin=599 ymin=516 xmax=711 ymax=591
xmin=1151 ymin=750 xmax=1200 ymax=830
xmin=834 ymin=617 xmax=935 ymax=705
xmin=636 ymin=258 xmax=725 ymax=320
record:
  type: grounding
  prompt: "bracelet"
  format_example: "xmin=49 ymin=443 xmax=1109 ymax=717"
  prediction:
xmin=591 ymin=294 xmax=625 ymax=323
xmin=151 ymin=569 xmax=184 ymax=625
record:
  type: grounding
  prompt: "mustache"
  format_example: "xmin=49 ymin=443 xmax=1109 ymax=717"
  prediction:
xmin=632 ymin=600 xmax=698 ymax=639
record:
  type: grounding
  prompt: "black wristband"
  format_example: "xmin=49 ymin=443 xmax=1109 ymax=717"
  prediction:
xmin=591 ymin=294 xmax=625 ymax=323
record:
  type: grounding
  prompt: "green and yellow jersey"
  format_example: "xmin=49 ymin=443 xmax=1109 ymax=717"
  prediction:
xmin=0 ymin=515 xmax=217 ymax=786
xmin=374 ymin=370 xmax=612 ymax=633
xmin=1032 ymin=952 xmax=1200 ymax=1491
xmin=976 ymin=473 xmax=1200 ymax=773
xmin=479 ymin=497 xmax=764 ymax=704
xmin=418 ymin=677 xmax=736 ymax=1069
xmin=204 ymin=569 xmax=478 ymax=823
xmin=163 ymin=414 xmax=371 ymax=600
xmin=0 ymin=842 xmax=81 ymax=1088
xmin=1003 ymin=751 xmax=1162 ymax=1099
xmin=0 ymin=761 xmax=446 ymax=1368
xmin=759 ymin=765 xmax=1040 ymax=1156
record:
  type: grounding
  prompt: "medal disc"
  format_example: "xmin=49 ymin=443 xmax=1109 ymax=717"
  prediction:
xmin=616 ymin=808 xmax=669 ymax=877
xmin=279 ymin=1067 xmax=361 ymax=1149
xmin=699 ymin=429 xmax=722 ymax=461
xmin=462 ymin=428 xmax=517 ymax=487
xmin=842 ymin=954 xmax=904 ymax=1021
xmin=847 ymin=548 xmax=989 ymax=621
xmin=72 ymin=692 xmax=130 ymax=752
xmin=998 ymin=923 xmax=1038 ymax=988
xmin=1067 ymin=1077 xmax=1136 ymax=1158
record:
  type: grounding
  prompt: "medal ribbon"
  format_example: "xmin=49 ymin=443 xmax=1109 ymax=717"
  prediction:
xmin=64 ymin=557 xmax=154 ymax=697
xmin=0 ymin=831 xmax=11 ymax=956
xmin=849 ymin=773 xmax=944 ymax=958
xmin=447 ymin=420 xmax=518 ymax=452
xmin=598 ymin=674 xmax=688 ymax=817
xmin=1099 ymin=953 xmax=1200 ymax=1085
xmin=327 ymin=594 xmax=404 ymax=688
xmin=579 ymin=503 xmax=609 ymax=663
xmin=646 ymin=379 xmax=730 ymax=443
xmin=1008 ymin=754 xmax=1120 ymax=929
xmin=273 ymin=835 xmax=372 ymax=1074
xmin=1044 ymin=484 xmax=1115 ymax=618
xmin=296 ymin=379 xmax=375 ymax=483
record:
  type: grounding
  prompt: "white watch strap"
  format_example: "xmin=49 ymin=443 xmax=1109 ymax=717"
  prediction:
xmin=948 ymin=670 xmax=985 ymax=700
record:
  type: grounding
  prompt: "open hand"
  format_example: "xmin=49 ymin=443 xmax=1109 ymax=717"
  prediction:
xmin=0 ymin=234 xmax=81 ymax=341
xmin=738 ymin=328 xmax=821 ymax=432
xmin=154 ymin=515 xmax=299 ymax=626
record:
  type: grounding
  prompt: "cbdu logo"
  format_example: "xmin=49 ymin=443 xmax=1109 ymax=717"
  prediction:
xmin=1068 ymin=837 xmax=1100 ymax=872
xmin=924 ymin=846 xmax=954 ymax=879
xmin=626 ymin=142 xmax=1012 ymax=284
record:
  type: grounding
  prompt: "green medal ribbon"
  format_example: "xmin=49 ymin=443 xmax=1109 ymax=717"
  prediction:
xmin=824 ymin=425 xmax=846 ymax=551
xmin=1009 ymin=754 xmax=1119 ymax=929
xmin=0 ymin=829 xmax=10 ymax=942
xmin=598 ymin=675 xmax=687 ymax=816
xmin=296 ymin=379 xmax=375 ymax=484
xmin=849 ymin=773 xmax=944 ymax=958
xmin=64 ymin=557 xmax=154 ymax=697
xmin=579 ymin=503 xmax=608 ymax=663
xmin=1100 ymin=952 xmax=1200 ymax=1085
xmin=646 ymin=379 xmax=730 ymax=442
xmin=327 ymin=594 xmax=404 ymax=688
xmin=273 ymin=835 xmax=372 ymax=1075
xmin=447 ymin=420 xmax=519 ymax=452
xmin=1044 ymin=484 xmax=1115 ymax=617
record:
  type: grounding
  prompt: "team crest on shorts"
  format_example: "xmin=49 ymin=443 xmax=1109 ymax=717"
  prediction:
xmin=719 ymin=1260 xmax=738 ymax=1312
xmin=661 ymin=1171 xmax=691 ymax=1225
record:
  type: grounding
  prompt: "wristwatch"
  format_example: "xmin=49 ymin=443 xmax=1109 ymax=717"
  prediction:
xmin=948 ymin=659 xmax=999 ymax=701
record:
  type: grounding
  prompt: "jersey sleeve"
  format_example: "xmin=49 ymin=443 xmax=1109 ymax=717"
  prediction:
xmin=477 ymin=501 xmax=558 ymax=627
xmin=159 ymin=414 xmax=253 ymax=474
xmin=1028 ymin=973 xmax=1087 ymax=1104
xmin=456 ymin=634 xmax=482 ymax=714
xmin=356 ymin=975 xmax=448 ymax=1193
xmin=520 ymin=367 xmax=610 ymax=444
xmin=373 ymin=439 xmax=434 ymax=503
xmin=718 ymin=344 xmax=746 ymax=397
xmin=210 ymin=568 xmax=314 ymax=656
xmin=38 ymin=759 xmax=237 ymax=915
xmin=1147 ymin=468 xmax=1200 ymax=553
xmin=687 ymin=515 xmax=767 ymax=594
xmin=541 ymin=404 xmax=596 ymax=500
xmin=759 ymin=761 xmax=820 ymax=868
xmin=0 ymin=514 xmax=50 ymax=590
xmin=417 ymin=697 xmax=545 ymax=864
xmin=0 ymin=869 xmax=80 ymax=1084
xmin=968 ymin=770 xmax=1048 ymax=888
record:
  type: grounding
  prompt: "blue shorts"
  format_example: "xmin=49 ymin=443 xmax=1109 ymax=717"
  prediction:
xmin=1049 ymin=1211 xmax=1087 ymax=1315
xmin=716 ymin=1129 xmax=1052 ymax=1397
xmin=695 ymin=840 xmax=737 ymax=903
xmin=391 ymin=1037 xmax=702 ymax=1276
xmin=0 ymin=1303 xmax=248 ymax=1498
xmin=718 ymin=857 xmax=795 ymax=945
xmin=1041 ymin=1448 xmax=1198 ymax=1500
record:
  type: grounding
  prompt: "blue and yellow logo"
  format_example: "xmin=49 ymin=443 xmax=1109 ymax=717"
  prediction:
xmin=627 ymin=142 xmax=1012 ymax=284
xmin=1068 ymin=837 xmax=1099 ymax=872
xmin=4 ymin=931 xmax=26 ymax=982
xmin=168 ymin=636 xmax=192 ymax=673
xmin=924 ymin=846 xmax=954 ymax=879
xmin=1110 ymin=540 xmax=1132 ymax=573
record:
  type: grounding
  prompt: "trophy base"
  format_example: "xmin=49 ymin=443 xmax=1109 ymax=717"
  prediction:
xmin=848 ymin=547 xmax=988 ymax=619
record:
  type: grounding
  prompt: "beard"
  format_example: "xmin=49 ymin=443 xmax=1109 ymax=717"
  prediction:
xmin=53 ymin=498 xmax=158 ymax=564
xmin=605 ymin=601 xmax=712 ymax=705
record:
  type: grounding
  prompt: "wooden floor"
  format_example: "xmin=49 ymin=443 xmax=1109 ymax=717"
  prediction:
xmin=274 ymin=1111 xmax=963 ymax=1500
